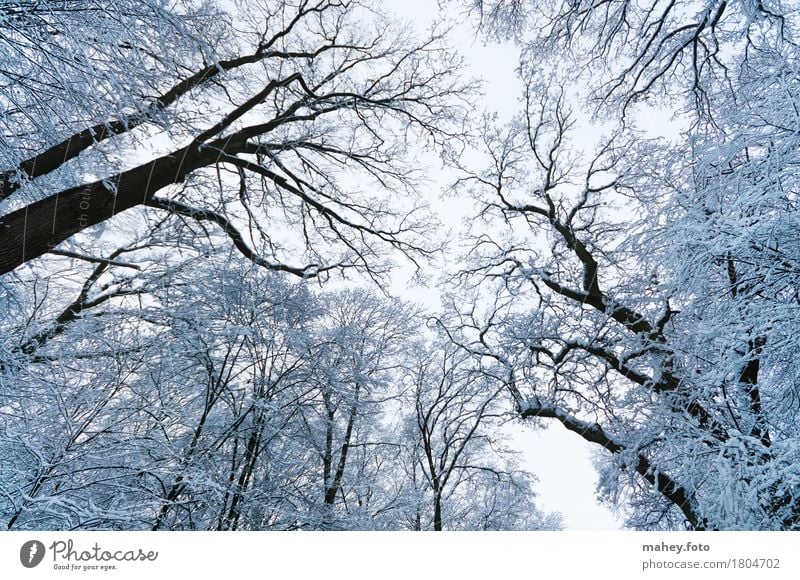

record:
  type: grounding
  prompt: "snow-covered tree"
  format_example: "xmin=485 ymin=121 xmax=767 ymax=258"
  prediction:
xmin=0 ymin=0 xmax=494 ymax=530
xmin=0 ymin=0 xmax=472 ymax=280
xmin=399 ymin=338 xmax=561 ymax=530
xmin=450 ymin=0 xmax=800 ymax=529
xmin=1 ymin=243 xmax=557 ymax=529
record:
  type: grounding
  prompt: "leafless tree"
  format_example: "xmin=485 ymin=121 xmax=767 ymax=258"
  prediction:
xmin=0 ymin=0 xmax=473 ymax=281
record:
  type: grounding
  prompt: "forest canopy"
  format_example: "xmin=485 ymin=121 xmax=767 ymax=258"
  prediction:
xmin=1 ymin=0 xmax=799 ymax=531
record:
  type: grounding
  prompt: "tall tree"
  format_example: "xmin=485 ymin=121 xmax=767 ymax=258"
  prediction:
xmin=451 ymin=0 xmax=800 ymax=529
xmin=294 ymin=289 xmax=418 ymax=530
xmin=0 ymin=0 xmax=471 ymax=280
xmin=0 ymin=1 xmax=480 ymax=530
xmin=400 ymin=338 xmax=561 ymax=531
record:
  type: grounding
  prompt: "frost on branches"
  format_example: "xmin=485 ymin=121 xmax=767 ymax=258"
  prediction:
xmin=0 ymin=1 xmax=558 ymax=531
xmin=0 ymin=0 xmax=472 ymax=279
xmin=3 ymin=0 xmax=798 ymax=532
xmin=453 ymin=0 xmax=800 ymax=529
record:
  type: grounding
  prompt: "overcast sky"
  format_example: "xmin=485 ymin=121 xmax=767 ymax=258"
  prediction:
xmin=381 ymin=0 xmax=621 ymax=530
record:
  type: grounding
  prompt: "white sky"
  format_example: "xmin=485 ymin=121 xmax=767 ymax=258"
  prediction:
xmin=382 ymin=0 xmax=622 ymax=530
